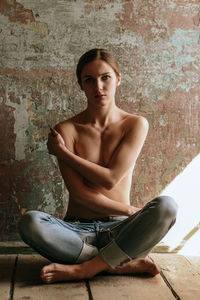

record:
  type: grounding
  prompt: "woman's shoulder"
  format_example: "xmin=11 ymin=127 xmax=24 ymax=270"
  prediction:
xmin=120 ymin=112 xmax=149 ymax=141
xmin=54 ymin=111 xmax=88 ymax=137
xmin=55 ymin=111 xmax=82 ymax=127
xmin=120 ymin=109 xmax=149 ymax=129
xmin=54 ymin=118 xmax=76 ymax=135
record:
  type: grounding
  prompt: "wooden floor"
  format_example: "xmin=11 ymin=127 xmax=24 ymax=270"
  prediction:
xmin=1 ymin=253 xmax=200 ymax=300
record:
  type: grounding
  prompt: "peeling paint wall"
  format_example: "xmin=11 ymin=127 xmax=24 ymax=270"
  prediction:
xmin=0 ymin=0 xmax=199 ymax=241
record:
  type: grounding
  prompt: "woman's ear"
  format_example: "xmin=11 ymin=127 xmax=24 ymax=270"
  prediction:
xmin=117 ymin=73 xmax=121 ymax=86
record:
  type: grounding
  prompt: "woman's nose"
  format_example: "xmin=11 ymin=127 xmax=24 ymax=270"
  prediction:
xmin=95 ymin=79 xmax=103 ymax=91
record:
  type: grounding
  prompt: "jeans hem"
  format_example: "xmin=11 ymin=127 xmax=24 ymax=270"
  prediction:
xmin=99 ymin=240 xmax=132 ymax=269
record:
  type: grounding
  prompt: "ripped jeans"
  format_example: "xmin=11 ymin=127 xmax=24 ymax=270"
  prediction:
xmin=18 ymin=196 xmax=177 ymax=269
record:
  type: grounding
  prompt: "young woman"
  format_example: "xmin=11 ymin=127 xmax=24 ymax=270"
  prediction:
xmin=19 ymin=49 xmax=177 ymax=283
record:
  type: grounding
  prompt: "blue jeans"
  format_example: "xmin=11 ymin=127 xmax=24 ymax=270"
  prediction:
xmin=18 ymin=196 xmax=177 ymax=269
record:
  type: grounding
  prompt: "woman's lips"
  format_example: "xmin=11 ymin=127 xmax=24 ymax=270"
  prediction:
xmin=95 ymin=94 xmax=106 ymax=99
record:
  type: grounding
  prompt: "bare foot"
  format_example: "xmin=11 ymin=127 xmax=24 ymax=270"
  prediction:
xmin=40 ymin=257 xmax=159 ymax=284
xmin=41 ymin=256 xmax=108 ymax=284
xmin=41 ymin=263 xmax=84 ymax=283
xmin=107 ymin=258 xmax=160 ymax=276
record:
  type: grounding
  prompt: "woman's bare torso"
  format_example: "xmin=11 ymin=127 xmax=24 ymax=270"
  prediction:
xmin=63 ymin=110 xmax=136 ymax=218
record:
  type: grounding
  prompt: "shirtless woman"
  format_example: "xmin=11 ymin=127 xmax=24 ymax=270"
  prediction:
xmin=19 ymin=49 xmax=177 ymax=283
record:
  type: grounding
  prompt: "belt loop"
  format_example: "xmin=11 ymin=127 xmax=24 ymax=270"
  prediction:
xmin=94 ymin=221 xmax=99 ymax=232
xmin=94 ymin=221 xmax=105 ymax=248
xmin=94 ymin=221 xmax=101 ymax=242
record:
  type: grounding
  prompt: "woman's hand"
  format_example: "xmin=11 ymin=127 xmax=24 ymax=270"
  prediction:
xmin=128 ymin=206 xmax=142 ymax=216
xmin=47 ymin=127 xmax=66 ymax=157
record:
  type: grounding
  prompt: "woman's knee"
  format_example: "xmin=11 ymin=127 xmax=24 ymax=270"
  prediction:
xmin=153 ymin=195 xmax=178 ymax=221
xmin=18 ymin=210 xmax=43 ymax=240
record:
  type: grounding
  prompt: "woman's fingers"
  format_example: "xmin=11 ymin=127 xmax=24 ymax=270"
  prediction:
xmin=50 ymin=127 xmax=57 ymax=137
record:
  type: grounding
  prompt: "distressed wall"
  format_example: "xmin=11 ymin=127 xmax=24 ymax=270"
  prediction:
xmin=0 ymin=0 xmax=199 ymax=241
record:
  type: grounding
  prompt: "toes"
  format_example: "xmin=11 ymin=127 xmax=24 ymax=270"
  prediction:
xmin=151 ymin=264 xmax=160 ymax=276
xmin=41 ymin=266 xmax=54 ymax=283
xmin=43 ymin=277 xmax=53 ymax=284
xmin=43 ymin=264 xmax=54 ymax=272
xmin=41 ymin=263 xmax=56 ymax=276
xmin=41 ymin=273 xmax=54 ymax=284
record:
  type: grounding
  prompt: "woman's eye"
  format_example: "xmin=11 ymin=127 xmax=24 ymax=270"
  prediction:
xmin=85 ymin=78 xmax=93 ymax=83
xmin=102 ymin=75 xmax=110 ymax=80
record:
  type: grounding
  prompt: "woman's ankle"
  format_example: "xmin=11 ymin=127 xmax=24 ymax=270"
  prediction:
xmin=80 ymin=256 xmax=109 ymax=279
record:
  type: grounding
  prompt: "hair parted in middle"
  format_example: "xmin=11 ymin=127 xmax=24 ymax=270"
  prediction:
xmin=76 ymin=48 xmax=120 ymax=87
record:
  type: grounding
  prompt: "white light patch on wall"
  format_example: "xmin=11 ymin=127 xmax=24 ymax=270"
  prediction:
xmin=161 ymin=153 xmax=200 ymax=255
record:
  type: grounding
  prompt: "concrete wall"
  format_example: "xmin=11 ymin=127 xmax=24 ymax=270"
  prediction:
xmin=0 ymin=0 xmax=199 ymax=241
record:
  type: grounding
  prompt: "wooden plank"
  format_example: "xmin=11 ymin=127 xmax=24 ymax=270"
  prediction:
xmin=0 ymin=255 xmax=16 ymax=300
xmin=14 ymin=255 xmax=88 ymax=300
xmin=186 ymin=256 xmax=200 ymax=274
xmin=90 ymin=274 xmax=174 ymax=300
xmin=151 ymin=253 xmax=200 ymax=300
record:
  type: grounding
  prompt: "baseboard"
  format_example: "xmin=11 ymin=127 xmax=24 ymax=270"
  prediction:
xmin=0 ymin=241 xmax=176 ymax=255
xmin=0 ymin=241 xmax=36 ymax=254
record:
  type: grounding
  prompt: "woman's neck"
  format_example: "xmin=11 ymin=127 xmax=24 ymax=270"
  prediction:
xmin=85 ymin=103 xmax=120 ymax=129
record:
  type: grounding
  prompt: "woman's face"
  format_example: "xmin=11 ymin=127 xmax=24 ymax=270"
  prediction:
xmin=80 ymin=59 xmax=121 ymax=106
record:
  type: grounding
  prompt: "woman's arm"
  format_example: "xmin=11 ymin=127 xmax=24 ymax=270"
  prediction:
xmin=48 ymin=116 xmax=149 ymax=190
xmin=47 ymin=122 xmax=138 ymax=216
xmin=58 ymin=160 xmax=137 ymax=216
